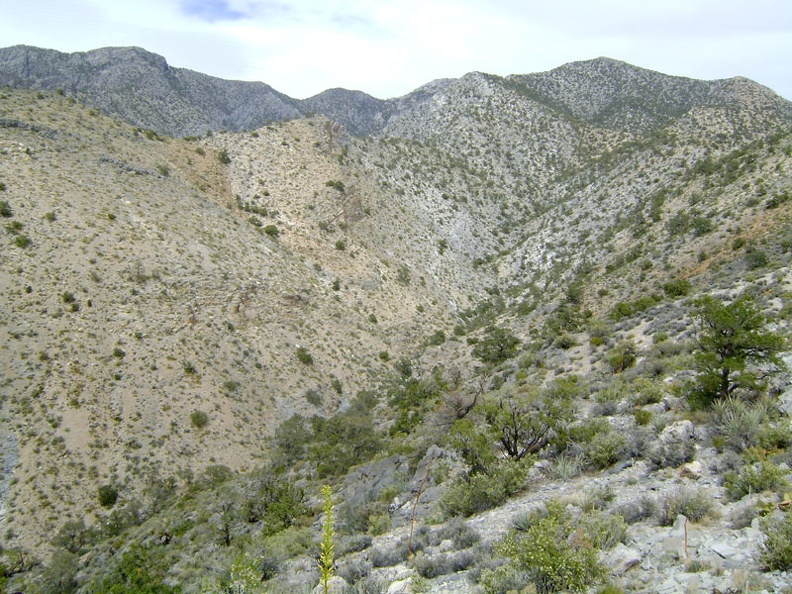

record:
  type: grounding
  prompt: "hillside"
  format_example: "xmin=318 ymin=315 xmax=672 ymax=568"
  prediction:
xmin=0 ymin=50 xmax=791 ymax=593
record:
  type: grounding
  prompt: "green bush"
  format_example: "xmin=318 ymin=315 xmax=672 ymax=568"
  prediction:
xmin=0 ymin=200 xmax=11 ymax=217
xmin=472 ymin=326 xmax=521 ymax=364
xmin=263 ymin=224 xmax=279 ymax=237
xmin=97 ymin=485 xmax=118 ymax=508
xmin=663 ymin=279 xmax=692 ymax=298
xmin=553 ymin=332 xmax=577 ymax=349
xmin=745 ymin=247 xmax=768 ymax=269
xmin=613 ymin=496 xmax=657 ymax=524
xmin=296 ymin=346 xmax=313 ymax=365
xmin=218 ymin=148 xmax=231 ymax=164
xmin=497 ymin=502 xmax=605 ymax=593
xmin=582 ymin=427 xmax=626 ymax=470
xmin=190 ymin=410 xmax=209 ymax=429
xmin=308 ymin=396 xmax=383 ymax=477
xmin=606 ymin=340 xmax=637 ymax=373
xmin=723 ymin=459 xmax=789 ymax=501
xmin=760 ymin=511 xmax=792 ymax=570
xmin=441 ymin=459 xmax=530 ymax=517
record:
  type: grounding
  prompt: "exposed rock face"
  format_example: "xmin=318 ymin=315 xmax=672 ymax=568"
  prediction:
xmin=2 ymin=46 xmax=790 ymax=139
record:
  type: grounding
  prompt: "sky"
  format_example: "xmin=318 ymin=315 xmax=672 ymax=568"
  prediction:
xmin=1 ymin=0 xmax=790 ymax=100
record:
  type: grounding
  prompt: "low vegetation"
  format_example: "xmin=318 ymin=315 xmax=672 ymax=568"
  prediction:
xmin=0 ymin=61 xmax=791 ymax=593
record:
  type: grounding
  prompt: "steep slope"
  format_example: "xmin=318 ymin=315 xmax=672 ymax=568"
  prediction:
xmin=0 ymin=90 xmax=463 ymax=552
xmin=1 ymin=53 xmax=791 ymax=592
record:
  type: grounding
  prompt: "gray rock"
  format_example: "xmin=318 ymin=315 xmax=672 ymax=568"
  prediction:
xmin=604 ymin=542 xmax=642 ymax=575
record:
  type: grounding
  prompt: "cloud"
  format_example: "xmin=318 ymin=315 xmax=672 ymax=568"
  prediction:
xmin=180 ymin=0 xmax=250 ymax=22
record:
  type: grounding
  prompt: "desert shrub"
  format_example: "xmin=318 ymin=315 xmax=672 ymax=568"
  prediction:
xmin=745 ymin=247 xmax=768 ymax=269
xmin=190 ymin=410 xmax=209 ymax=429
xmin=647 ymin=435 xmax=696 ymax=470
xmin=606 ymin=340 xmax=638 ymax=373
xmin=413 ymin=550 xmax=476 ymax=578
xmin=356 ymin=576 xmax=389 ymax=594
xmin=263 ymin=526 xmax=315 ymax=559
xmin=497 ymin=502 xmax=605 ymax=593
xmin=613 ymin=496 xmax=658 ymax=524
xmin=583 ymin=429 xmax=627 ymax=470
xmin=303 ymin=389 xmax=322 ymax=406
xmin=760 ymin=511 xmax=792 ymax=570
xmin=441 ymin=458 xmax=529 ymax=517
xmin=433 ymin=517 xmax=481 ymax=549
xmin=218 ymin=148 xmax=231 ymax=164
xmin=578 ymin=484 xmax=615 ymax=512
xmin=198 ymin=465 xmax=234 ymax=487
xmin=295 ymin=346 xmax=313 ymax=365
xmin=263 ymin=224 xmax=279 ymax=237
xmin=658 ymin=488 xmax=714 ymax=526
xmin=554 ymin=332 xmax=577 ymax=349
xmin=308 ymin=395 xmax=383 ymax=477
xmin=5 ymin=220 xmax=23 ymax=234
xmin=370 ymin=542 xmax=408 ymax=567
xmin=325 ymin=179 xmax=345 ymax=191
xmin=663 ymin=279 xmax=692 ymax=298
xmin=241 ymin=475 xmax=307 ymax=534
xmin=336 ymin=533 xmax=372 ymax=556
xmin=337 ymin=557 xmax=371 ymax=585
xmin=723 ymin=459 xmax=789 ymax=501
xmin=547 ymin=454 xmax=584 ymax=481
xmin=592 ymin=387 xmax=622 ymax=417
xmin=478 ymin=565 xmax=533 ymax=594
xmin=580 ymin=511 xmax=627 ymax=550
xmin=97 ymin=485 xmax=118 ymax=508
xmin=91 ymin=545 xmax=179 ymax=594
xmin=710 ymin=396 xmax=770 ymax=452
xmin=472 ymin=325 xmax=521 ymax=364
xmin=758 ymin=423 xmax=792 ymax=451
xmin=0 ymin=200 xmax=11 ymax=217
xmin=389 ymin=378 xmax=441 ymax=436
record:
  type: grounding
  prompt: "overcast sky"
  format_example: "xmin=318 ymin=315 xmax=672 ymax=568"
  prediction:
xmin=1 ymin=0 xmax=790 ymax=100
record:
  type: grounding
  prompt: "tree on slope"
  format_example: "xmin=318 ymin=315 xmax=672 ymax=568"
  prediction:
xmin=691 ymin=294 xmax=784 ymax=407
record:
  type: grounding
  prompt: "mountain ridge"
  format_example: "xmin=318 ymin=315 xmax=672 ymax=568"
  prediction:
xmin=1 ymin=45 xmax=789 ymax=138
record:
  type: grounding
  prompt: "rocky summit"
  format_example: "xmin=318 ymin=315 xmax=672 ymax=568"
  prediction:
xmin=0 ymin=45 xmax=791 ymax=593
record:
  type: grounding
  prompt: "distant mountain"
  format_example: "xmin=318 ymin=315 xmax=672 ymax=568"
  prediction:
xmin=2 ymin=46 xmax=790 ymax=139
xmin=0 ymin=45 xmax=382 ymax=136
xmin=506 ymin=57 xmax=792 ymax=131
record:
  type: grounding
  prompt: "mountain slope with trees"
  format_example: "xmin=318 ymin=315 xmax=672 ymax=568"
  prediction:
xmin=0 ymin=50 xmax=791 ymax=593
